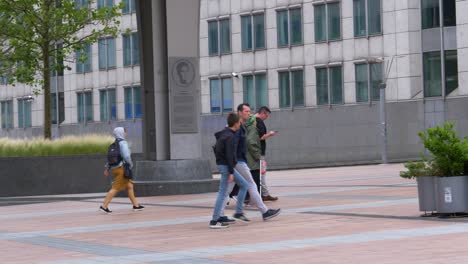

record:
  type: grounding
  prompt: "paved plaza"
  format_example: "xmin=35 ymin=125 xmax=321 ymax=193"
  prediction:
xmin=1 ymin=163 xmax=467 ymax=263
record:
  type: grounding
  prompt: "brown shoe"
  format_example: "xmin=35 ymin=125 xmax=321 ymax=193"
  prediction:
xmin=262 ymin=195 xmax=278 ymax=202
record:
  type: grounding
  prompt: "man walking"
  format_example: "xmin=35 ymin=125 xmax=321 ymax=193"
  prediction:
xmin=224 ymin=103 xmax=280 ymax=221
xmin=254 ymin=106 xmax=278 ymax=201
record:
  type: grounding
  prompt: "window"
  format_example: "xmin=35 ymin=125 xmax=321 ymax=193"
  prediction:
xmin=75 ymin=0 xmax=88 ymax=8
xmin=355 ymin=63 xmax=382 ymax=102
xmin=97 ymin=0 xmax=113 ymax=9
xmin=124 ymin=86 xmax=142 ymax=119
xmin=76 ymin=44 xmax=92 ymax=73
xmin=421 ymin=0 xmax=456 ymax=29
xmin=18 ymin=99 xmax=31 ymax=128
xmin=77 ymin=92 xmax=93 ymax=123
xmin=100 ymin=89 xmax=117 ymax=121
xmin=122 ymin=0 xmax=136 ymax=14
xmin=208 ymin=19 xmax=231 ymax=55
xmin=51 ymin=92 xmax=65 ymax=125
xmin=277 ymin=8 xmax=303 ymax=47
xmin=423 ymin=50 xmax=458 ymax=97
xmin=50 ymin=44 xmax=64 ymax=77
xmin=279 ymin=70 xmax=304 ymax=108
xmin=243 ymin=73 xmax=268 ymax=111
xmin=1 ymin=100 xmax=13 ymax=129
xmin=316 ymin=66 xmax=343 ymax=105
xmin=314 ymin=2 xmax=341 ymax=42
xmin=210 ymin=78 xmax=233 ymax=113
xmin=123 ymin=32 xmax=140 ymax=66
xmin=241 ymin=13 xmax=265 ymax=51
xmin=353 ymin=0 xmax=381 ymax=37
xmin=98 ymin=37 xmax=116 ymax=70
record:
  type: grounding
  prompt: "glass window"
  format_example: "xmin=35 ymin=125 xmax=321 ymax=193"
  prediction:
xmin=423 ymin=51 xmax=442 ymax=97
xmin=355 ymin=63 xmax=382 ymax=102
xmin=241 ymin=16 xmax=253 ymax=51
xmin=77 ymin=92 xmax=93 ymax=123
xmin=330 ymin=67 xmax=343 ymax=104
xmin=279 ymin=72 xmax=290 ymax=108
xmin=122 ymin=0 xmax=135 ymax=14
xmin=254 ymin=14 xmax=265 ymax=49
xmin=123 ymin=33 xmax=139 ymax=66
xmin=314 ymin=5 xmax=326 ymax=42
xmin=317 ymin=66 xmax=343 ymax=105
xmin=445 ymin=50 xmax=458 ymax=95
xmin=98 ymin=38 xmax=116 ymax=70
xmin=219 ymin=19 xmax=231 ymax=54
xmin=292 ymin=70 xmax=304 ymax=106
xmin=1 ymin=100 xmax=13 ymax=129
xmin=75 ymin=0 xmax=88 ymax=8
xmin=243 ymin=75 xmax=254 ymax=107
xmin=354 ymin=0 xmax=381 ymax=37
xmin=290 ymin=9 xmax=303 ymax=45
xmin=315 ymin=3 xmax=341 ymax=42
xmin=370 ymin=63 xmax=382 ymax=100
xmin=353 ymin=0 xmax=366 ymax=37
xmin=208 ymin=21 xmax=219 ymax=55
xmin=242 ymin=14 xmax=265 ymax=51
xmin=76 ymin=44 xmax=92 ymax=73
xmin=443 ymin=0 xmax=456 ymax=27
xmin=243 ymin=73 xmax=268 ymax=111
xmin=210 ymin=78 xmax=233 ymax=113
xmin=51 ymin=92 xmax=64 ymax=125
xmin=50 ymin=44 xmax=64 ymax=77
xmin=368 ymin=0 xmax=381 ymax=35
xmin=97 ymin=0 xmax=113 ymax=9
xmin=316 ymin=68 xmax=328 ymax=105
xmin=18 ymin=99 xmax=31 ymax=128
xmin=277 ymin=10 xmax=289 ymax=47
xmin=279 ymin=70 xmax=304 ymax=108
xmin=100 ymin=89 xmax=116 ymax=121
xmin=124 ymin=86 xmax=142 ymax=119
xmin=328 ymin=3 xmax=341 ymax=40
xmin=421 ymin=0 xmax=456 ymax=29
xmin=210 ymin=79 xmax=220 ymax=113
xmin=355 ymin=64 xmax=369 ymax=102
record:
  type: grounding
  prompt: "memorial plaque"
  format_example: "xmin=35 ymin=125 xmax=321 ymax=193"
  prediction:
xmin=169 ymin=57 xmax=198 ymax=133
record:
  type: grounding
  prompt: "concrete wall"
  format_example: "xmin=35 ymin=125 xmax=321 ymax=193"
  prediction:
xmin=201 ymin=99 xmax=440 ymax=171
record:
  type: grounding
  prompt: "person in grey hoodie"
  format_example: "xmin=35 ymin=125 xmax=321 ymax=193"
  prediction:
xmin=100 ymin=127 xmax=144 ymax=213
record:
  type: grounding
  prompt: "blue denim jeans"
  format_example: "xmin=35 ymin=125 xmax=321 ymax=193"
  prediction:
xmin=212 ymin=165 xmax=248 ymax=221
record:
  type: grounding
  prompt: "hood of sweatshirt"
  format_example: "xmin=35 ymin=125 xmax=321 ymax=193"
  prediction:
xmin=113 ymin=127 xmax=126 ymax=140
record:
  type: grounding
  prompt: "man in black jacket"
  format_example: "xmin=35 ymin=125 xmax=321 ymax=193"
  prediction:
xmin=210 ymin=113 xmax=250 ymax=229
xmin=255 ymin=106 xmax=278 ymax=201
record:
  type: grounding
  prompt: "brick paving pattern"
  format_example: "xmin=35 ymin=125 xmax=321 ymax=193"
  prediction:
xmin=2 ymin=164 xmax=467 ymax=263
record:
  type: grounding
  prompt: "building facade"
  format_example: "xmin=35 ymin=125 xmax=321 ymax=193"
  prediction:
xmin=198 ymin=0 xmax=468 ymax=168
xmin=1 ymin=0 xmax=468 ymax=169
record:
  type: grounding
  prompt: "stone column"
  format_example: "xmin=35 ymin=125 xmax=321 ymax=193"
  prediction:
xmin=135 ymin=0 xmax=217 ymax=196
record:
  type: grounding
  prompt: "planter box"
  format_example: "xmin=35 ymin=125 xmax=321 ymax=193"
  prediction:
xmin=435 ymin=175 xmax=468 ymax=214
xmin=416 ymin=176 xmax=437 ymax=212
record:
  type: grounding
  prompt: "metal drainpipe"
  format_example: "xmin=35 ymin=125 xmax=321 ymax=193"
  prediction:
xmin=439 ymin=0 xmax=446 ymax=99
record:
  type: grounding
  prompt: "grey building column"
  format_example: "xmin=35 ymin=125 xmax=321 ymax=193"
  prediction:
xmin=134 ymin=0 xmax=217 ymax=196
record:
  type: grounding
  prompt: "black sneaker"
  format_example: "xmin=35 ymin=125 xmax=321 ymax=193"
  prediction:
xmin=233 ymin=213 xmax=250 ymax=223
xmin=218 ymin=216 xmax=236 ymax=224
xmin=262 ymin=208 xmax=281 ymax=221
xmin=100 ymin=206 xmax=112 ymax=213
xmin=133 ymin=205 xmax=145 ymax=211
xmin=209 ymin=220 xmax=229 ymax=229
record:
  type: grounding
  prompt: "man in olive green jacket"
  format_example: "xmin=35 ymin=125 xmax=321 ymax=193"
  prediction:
xmin=245 ymin=115 xmax=262 ymax=194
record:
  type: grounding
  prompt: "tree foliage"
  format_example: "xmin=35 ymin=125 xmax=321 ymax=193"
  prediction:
xmin=0 ymin=0 xmax=123 ymax=138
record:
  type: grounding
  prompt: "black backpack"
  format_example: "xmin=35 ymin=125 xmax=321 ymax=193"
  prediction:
xmin=107 ymin=139 xmax=123 ymax=166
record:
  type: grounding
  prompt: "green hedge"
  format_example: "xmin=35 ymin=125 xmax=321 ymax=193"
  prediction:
xmin=0 ymin=135 xmax=114 ymax=157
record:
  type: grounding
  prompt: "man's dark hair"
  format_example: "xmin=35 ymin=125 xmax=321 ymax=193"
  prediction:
xmin=227 ymin=112 xmax=240 ymax=127
xmin=237 ymin=103 xmax=250 ymax=112
xmin=257 ymin=106 xmax=271 ymax=114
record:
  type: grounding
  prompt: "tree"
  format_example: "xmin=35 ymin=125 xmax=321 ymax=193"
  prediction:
xmin=0 ymin=0 xmax=123 ymax=138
